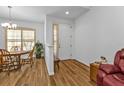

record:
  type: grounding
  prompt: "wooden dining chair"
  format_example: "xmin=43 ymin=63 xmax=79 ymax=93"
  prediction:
xmin=21 ymin=47 xmax=35 ymax=67
xmin=0 ymin=49 xmax=21 ymax=75
xmin=54 ymin=58 xmax=60 ymax=73
xmin=0 ymin=50 xmax=3 ymax=72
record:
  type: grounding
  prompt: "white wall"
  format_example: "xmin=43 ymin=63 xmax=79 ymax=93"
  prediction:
xmin=44 ymin=15 xmax=54 ymax=75
xmin=0 ymin=18 xmax=44 ymax=48
xmin=75 ymin=6 xmax=124 ymax=65
xmin=44 ymin=15 xmax=74 ymax=75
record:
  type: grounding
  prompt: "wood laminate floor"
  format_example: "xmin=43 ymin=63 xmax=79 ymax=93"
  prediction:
xmin=0 ymin=59 xmax=96 ymax=86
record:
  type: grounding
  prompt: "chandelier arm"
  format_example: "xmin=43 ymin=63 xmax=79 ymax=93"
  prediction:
xmin=1 ymin=6 xmax=17 ymax=29
xmin=8 ymin=6 xmax=12 ymax=22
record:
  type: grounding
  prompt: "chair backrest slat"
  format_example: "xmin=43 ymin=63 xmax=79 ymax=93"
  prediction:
xmin=29 ymin=46 xmax=35 ymax=58
xmin=0 ymin=49 xmax=11 ymax=64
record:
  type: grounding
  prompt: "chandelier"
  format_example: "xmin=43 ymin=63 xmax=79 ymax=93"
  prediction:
xmin=1 ymin=6 xmax=17 ymax=29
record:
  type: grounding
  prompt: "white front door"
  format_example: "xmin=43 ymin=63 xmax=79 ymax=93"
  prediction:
xmin=58 ymin=24 xmax=73 ymax=60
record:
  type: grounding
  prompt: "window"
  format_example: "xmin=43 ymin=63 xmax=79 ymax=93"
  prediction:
xmin=6 ymin=28 xmax=35 ymax=51
xmin=53 ymin=24 xmax=59 ymax=60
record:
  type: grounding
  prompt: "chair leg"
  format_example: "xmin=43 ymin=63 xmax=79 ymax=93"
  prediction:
xmin=22 ymin=60 xmax=23 ymax=65
xmin=30 ymin=61 xmax=33 ymax=68
xmin=12 ymin=62 xmax=15 ymax=70
xmin=30 ymin=59 xmax=33 ymax=68
xmin=19 ymin=66 xmax=22 ymax=72
xmin=54 ymin=61 xmax=60 ymax=73
xmin=22 ymin=60 xmax=25 ymax=65
xmin=7 ymin=71 xmax=10 ymax=76
xmin=57 ymin=62 xmax=60 ymax=71
xmin=7 ymin=66 xmax=10 ymax=76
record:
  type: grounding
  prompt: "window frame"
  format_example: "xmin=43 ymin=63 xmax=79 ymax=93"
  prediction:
xmin=5 ymin=27 xmax=36 ymax=51
xmin=53 ymin=24 xmax=59 ymax=59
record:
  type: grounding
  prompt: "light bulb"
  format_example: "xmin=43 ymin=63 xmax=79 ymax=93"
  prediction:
xmin=65 ymin=11 xmax=69 ymax=15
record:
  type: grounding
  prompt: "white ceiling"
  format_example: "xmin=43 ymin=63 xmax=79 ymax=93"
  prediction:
xmin=0 ymin=6 xmax=90 ymax=23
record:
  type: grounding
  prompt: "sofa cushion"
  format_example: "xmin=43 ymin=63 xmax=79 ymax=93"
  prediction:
xmin=100 ymin=64 xmax=120 ymax=74
xmin=103 ymin=74 xmax=124 ymax=86
xmin=113 ymin=73 xmax=124 ymax=83
xmin=119 ymin=59 xmax=124 ymax=74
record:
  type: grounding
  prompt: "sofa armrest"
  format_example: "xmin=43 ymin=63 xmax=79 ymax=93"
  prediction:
xmin=99 ymin=64 xmax=121 ymax=74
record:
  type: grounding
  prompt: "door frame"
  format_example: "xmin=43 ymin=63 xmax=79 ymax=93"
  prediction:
xmin=58 ymin=24 xmax=73 ymax=60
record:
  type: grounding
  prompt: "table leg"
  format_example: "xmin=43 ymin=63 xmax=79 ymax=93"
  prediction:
xmin=19 ymin=55 xmax=21 ymax=69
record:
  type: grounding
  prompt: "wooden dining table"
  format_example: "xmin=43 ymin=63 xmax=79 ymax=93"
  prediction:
xmin=3 ymin=50 xmax=31 ymax=64
xmin=11 ymin=50 xmax=31 ymax=62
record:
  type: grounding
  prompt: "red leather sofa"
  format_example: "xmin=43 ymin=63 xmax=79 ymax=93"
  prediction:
xmin=97 ymin=49 xmax=124 ymax=86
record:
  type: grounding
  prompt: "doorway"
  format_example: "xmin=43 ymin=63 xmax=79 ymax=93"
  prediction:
xmin=53 ymin=24 xmax=73 ymax=61
xmin=58 ymin=24 xmax=73 ymax=60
